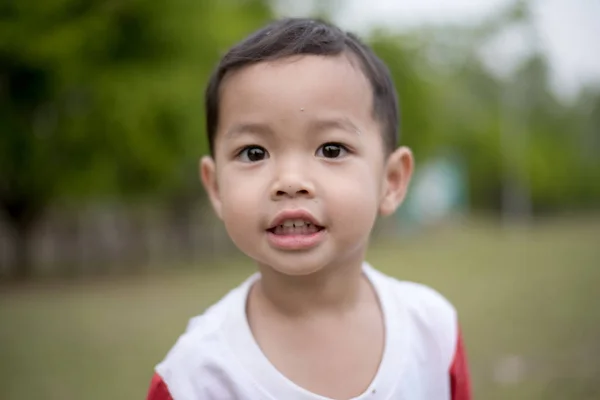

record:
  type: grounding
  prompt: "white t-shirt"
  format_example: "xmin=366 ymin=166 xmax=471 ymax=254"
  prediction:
xmin=155 ymin=263 xmax=459 ymax=400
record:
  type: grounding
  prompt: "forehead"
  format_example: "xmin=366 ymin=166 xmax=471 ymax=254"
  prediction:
xmin=217 ymin=54 xmax=376 ymax=137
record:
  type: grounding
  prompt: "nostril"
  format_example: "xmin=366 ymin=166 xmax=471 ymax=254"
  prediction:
xmin=274 ymin=188 xmax=311 ymax=198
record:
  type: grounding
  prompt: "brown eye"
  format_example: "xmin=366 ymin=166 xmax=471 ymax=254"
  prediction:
xmin=238 ymin=146 xmax=268 ymax=162
xmin=317 ymin=143 xmax=347 ymax=159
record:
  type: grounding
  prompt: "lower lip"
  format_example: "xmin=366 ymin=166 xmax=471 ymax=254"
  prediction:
xmin=266 ymin=229 xmax=326 ymax=250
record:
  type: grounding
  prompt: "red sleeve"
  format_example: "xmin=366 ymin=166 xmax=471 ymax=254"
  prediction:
xmin=147 ymin=373 xmax=173 ymax=400
xmin=450 ymin=328 xmax=472 ymax=400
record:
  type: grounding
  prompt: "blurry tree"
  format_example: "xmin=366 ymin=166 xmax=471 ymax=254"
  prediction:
xmin=0 ymin=0 xmax=273 ymax=279
xmin=361 ymin=0 xmax=600 ymax=214
xmin=382 ymin=0 xmax=598 ymax=214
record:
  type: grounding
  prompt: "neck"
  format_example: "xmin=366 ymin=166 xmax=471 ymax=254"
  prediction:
xmin=253 ymin=256 xmax=367 ymax=318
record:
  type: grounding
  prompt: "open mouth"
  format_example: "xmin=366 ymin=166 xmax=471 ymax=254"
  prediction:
xmin=267 ymin=219 xmax=325 ymax=235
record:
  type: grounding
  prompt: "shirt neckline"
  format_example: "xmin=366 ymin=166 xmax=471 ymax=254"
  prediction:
xmin=222 ymin=262 xmax=407 ymax=400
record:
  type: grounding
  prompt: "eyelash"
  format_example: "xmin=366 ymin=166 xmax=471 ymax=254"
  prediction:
xmin=236 ymin=145 xmax=269 ymax=162
xmin=316 ymin=142 xmax=350 ymax=159
xmin=234 ymin=142 xmax=351 ymax=162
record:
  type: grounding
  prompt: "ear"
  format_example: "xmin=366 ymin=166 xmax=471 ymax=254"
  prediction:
xmin=200 ymin=156 xmax=223 ymax=220
xmin=379 ymin=146 xmax=414 ymax=216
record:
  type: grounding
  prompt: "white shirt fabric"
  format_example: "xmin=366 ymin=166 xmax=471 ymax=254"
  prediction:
xmin=155 ymin=263 xmax=458 ymax=400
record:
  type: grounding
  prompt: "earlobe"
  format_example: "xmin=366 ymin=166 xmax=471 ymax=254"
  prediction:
xmin=379 ymin=146 xmax=414 ymax=216
xmin=200 ymin=156 xmax=223 ymax=219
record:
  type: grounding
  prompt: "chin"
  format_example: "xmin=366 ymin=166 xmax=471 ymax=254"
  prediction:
xmin=271 ymin=264 xmax=324 ymax=277
xmin=256 ymin=254 xmax=330 ymax=277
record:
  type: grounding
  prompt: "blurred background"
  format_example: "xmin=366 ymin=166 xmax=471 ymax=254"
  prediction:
xmin=1 ymin=0 xmax=599 ymax=399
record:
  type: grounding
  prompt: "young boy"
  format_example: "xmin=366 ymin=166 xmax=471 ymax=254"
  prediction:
xmin=147 ymin=17 xmax=471 ymax=400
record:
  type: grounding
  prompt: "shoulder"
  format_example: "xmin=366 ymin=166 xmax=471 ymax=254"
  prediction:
xmin=371 ymin=267 xmax=457 ymax=327
xmin=155 ymin=293 xmax=230 ymax=377
xmin=153 ymin=279 xmax=252 ymax=398
xmin=373 ymin=269 xmax=459 ymax=366
xmin=392 ymin=279 xmax=457 ymax=328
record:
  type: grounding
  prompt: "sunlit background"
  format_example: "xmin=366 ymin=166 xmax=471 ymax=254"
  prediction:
xmin=1 ymin=1 xmax=599 ymax=399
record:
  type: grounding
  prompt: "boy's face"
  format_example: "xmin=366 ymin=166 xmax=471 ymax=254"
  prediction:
xmin=201 ymin=54 xmax=413 ymax=276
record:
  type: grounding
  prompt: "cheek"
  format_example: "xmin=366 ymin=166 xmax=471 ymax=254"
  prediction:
xmin=216 ymin=168 xmax=274 ymax=256
xmin=217 ymin=173 xmax=266 ymax=254
xmin=219 ymin=172 xmax=264 ymax=218
xmin=322 ymin=166 xmax=380 ymax=229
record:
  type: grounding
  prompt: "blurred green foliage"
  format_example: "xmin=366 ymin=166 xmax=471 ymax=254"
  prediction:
xmin=0 ymin=0 xmax=273 ymax=277
xmin=0 ymin=0 xmax=273 ymax=198
xmin=1 ymin=0 xmax=599 ymax=279
xmin=370 ymin=14 xmax=600 ymax=212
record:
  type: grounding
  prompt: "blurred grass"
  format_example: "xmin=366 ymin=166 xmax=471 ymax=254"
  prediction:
xmin=1 ymin=215 xmax=599 ymax=400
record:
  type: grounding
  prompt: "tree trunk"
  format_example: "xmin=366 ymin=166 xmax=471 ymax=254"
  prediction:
xmin=1 ymin=196 xmax=42 ymax=281
xmin=11 ymin=218 xmax=35 ymax=280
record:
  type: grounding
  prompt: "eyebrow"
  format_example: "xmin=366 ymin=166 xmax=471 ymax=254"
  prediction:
xmin=308 ymin=117 xmax=362 ymax=136
xmin=225 ymin=122 xmax=274 ymax=139
xmin=224 ymin=117 xmax=362 ymax=139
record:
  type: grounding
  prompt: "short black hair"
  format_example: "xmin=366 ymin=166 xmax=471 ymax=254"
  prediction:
xmin=205 ymin=17 xmax=399 ymax=155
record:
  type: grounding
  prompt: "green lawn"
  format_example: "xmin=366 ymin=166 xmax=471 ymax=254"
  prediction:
xmin=1 ymin=216 xmax=599 ymax=400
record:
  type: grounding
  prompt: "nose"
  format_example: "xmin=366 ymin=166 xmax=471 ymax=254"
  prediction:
xmin=270 ymin=160 xmax=315 ymax=200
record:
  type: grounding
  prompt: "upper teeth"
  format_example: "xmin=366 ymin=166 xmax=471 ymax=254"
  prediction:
xmin=282 ymin=219 xmax=309 ymax=227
